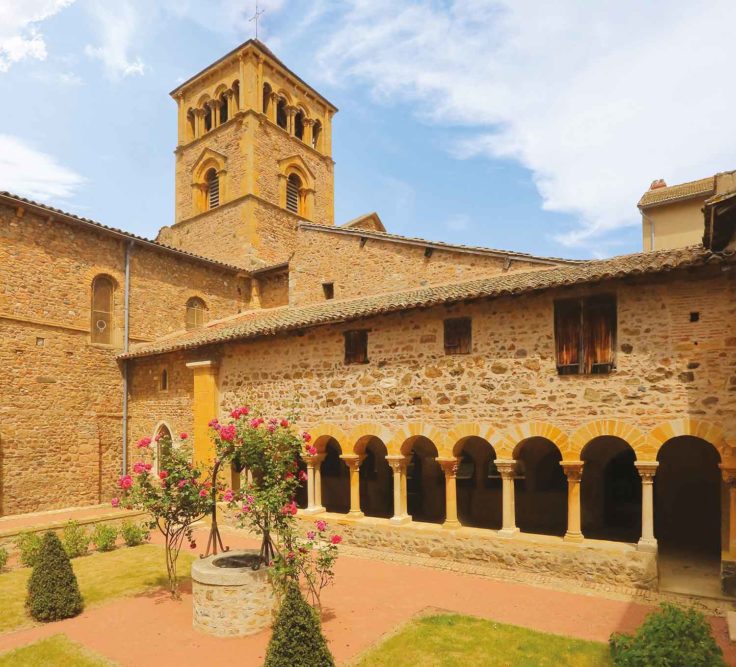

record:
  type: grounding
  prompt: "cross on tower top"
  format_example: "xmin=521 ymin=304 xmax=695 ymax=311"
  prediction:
xmin=249 ymin=2 xmax=265 ymax=40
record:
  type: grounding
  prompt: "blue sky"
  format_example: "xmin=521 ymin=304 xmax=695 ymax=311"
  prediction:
xmin=2 ymin=1 xmax=735 ymax=260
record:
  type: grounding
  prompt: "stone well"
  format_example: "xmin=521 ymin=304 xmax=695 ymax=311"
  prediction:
xmin=191 ymin=550 xmax=276 ymax=637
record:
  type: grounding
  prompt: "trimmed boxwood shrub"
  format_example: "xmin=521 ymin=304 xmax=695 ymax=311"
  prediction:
xmin=26 ymin=531 xmax=84 ymax=622
xmin=265 ymin=584 xmax=335 ymax=667
xmin=15 ymin=531 xmax=42 ymax=568
xmin=120 ymin=521 xmax=149 ymax=547
xmin=62 ymin=521 xmax=89 ymax=559
xmin=610 ymin=603 xmax=725 ymax=666
xmin=91 ymin=523 xmax=117 ymax=552
xmin=0 ymin=547 xmax=7 ymax=571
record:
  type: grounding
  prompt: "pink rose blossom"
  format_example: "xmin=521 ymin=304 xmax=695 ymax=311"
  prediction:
xmin=298 ymin=470 xmax=308 ymax=482
xmin=180 ymin=432 xmax=188 ymax=440
xmin=301 ymin=431 xmax=312 ymax=443
xmin=137 ymin=437 xmax=152 ymax=449
xmin=159 ymin=470 xmax=169 ymax=480
xmin=306 ymin=445 xmax=317 ymax=456
xmin=111 ymin=497 xmax=120 ymax=508
xmin=177 ymin=479 xmax=187 ymax=488
xmin=249 ymin=418 xmax=260 ymax=429
xmin=144 ymin=463 xmax=152 ymax=471
xmin=154 ymin=432 xmax=163 ymax=442
xmin=219 ymin=424 xmax=236 ymax=442
xmin=118 ymin=475 xmax=133 ymax=489
xmin=223 ymin=489 xmax=234 ymax=502
xmin=306 ymin=530 xmax=316 ymax=540
xmin=199 ymin=489 xmax=208 ymax=498
xmin=208 ymin=418 xmax=219 ymax=428
xmin=316 ymin=519 xmax=327 ymax=532
xmin=132 ymin=461 xmax=146 ymax=474
xmin=280 ymin=418 xmax=289 ymax=428
xmin=267 ymin=424 xmax=276 ymax=433
xmin=285 ymin=472 xmax=294 ymax=480
xmin=331 ymin=535 xmax=342 ymax=545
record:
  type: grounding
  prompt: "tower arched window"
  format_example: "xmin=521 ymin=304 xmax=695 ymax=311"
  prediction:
xmin=276 ymin=99 xmax=288 ymax=130
xmin=263 ymin=83 xmax=272 ymax=115
xmin=91 ymin=275 xmax=114 ymax=345
xmin=286 ymin=174 xmax=302 ymax=214
xmin=206 ymin=168 xmax=219 ymax=209
xmin=186 ymin=108 xmax=196 ymax=141
xmin=160 ymin=369 xmax=169 ymax=391
xmin=204 ymin=105 xmax=212 ymax=132
xmin=312 ymin=120 xmax=322 ymax=151
xmin=186 ymin=297 xmax=207 ymax=330
xmin=219 ymin=94 xmax=228 ymax=124
xmin=294 ymin=111 xmax=305 ymax=140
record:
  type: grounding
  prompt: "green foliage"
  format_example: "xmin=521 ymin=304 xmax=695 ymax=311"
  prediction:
xmin=15 ymin=532 xmax=42 ymax=568
xmin=91 ymin=524 xmax=118 ymax=552
xmin=25 ymin=531 xmax=83 ymax=622
xmin=609 ymin=603 xmax=725 ymax=667
xmin=0 ymin=547 xmax=7 ymax=572
xmin=62 ymin=521 xmax=89 ymax=559
xmin=120 ymin=521 xmax=149 ymax=547
xmin=265 ymin=584 xmax=335 ymax=667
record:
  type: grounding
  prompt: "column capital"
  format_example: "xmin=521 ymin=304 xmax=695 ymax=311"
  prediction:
xmin=304 ymin=454 xmax=325 ymax=467
xmin=635 ymin=461 xmax=659 ymax=482
xmin=560 ymin=460 xmax=584 ymax=482
xmin=494 ymin=458 xmax=517 ymax=479
xmin=386 ymin=455 xmax=409 ymax=472
xmin=339 ymin=454 xmax=365 ymax=469
xmin=720 ymin=464 xmax=736 ymax=486
xmin=437 ymin=457 xmax=460 ymax=477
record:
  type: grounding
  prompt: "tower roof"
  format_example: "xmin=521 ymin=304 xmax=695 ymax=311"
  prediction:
xmin=169 ymin=39 xmax=338 ymax=112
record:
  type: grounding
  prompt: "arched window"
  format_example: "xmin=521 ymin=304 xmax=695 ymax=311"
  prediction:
xmin=312 ymin=120 xmax=322 ymax=151
xmin=186 ymin=297 xmax=207 ymax=330
xmin=91 ymin=275 xmax=114 ymax=345
xmin=160 ymin=369 xmax=168 ymax=391
xmin=286 ymin=173 xmax=301 ymax=214
xmin=204 ymin=105 xmax=212 ymax=132
xmin=294 ymin=111 xmax=305 ymax=140
xmin=219 ymin=94 xmax=228 ymax=124
xmin=276 ymin=99 xmax=287 ymax=129
xmin=206 ymin=168 xmax=219 ymax=209
xmin=263 ymin=83 xmax=272 ymax=115
xmin=186 ymin=108 xmax=196 ymax=141
xmin=232 ymin=81 xmax=240 ymax=111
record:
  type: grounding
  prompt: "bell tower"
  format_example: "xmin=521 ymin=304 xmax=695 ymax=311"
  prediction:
xmin=157 ymin=40 xmax=337 ymax=269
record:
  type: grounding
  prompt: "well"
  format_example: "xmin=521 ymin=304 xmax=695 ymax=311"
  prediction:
xmin=191 ymin=550 xmax=276 ymax=637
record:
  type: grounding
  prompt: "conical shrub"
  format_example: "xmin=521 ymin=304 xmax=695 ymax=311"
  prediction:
xmin=265 ymin=583 xmax=335 ymax=667
xmin=26 ymin=531 xmax=84 ymax=622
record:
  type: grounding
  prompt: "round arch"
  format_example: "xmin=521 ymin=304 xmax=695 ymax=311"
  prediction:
xmin=496 ymin=422 xmax=570 ymax=459
xmin=319 ymin=437 xmax=349 ymax=514
xmin=308 ymin=424 xmax=349 ymax=454
xmin=453 ymin=436 xmax=501 ymax=529
xmin=571 ymin=420 xmax=648 ymax=460
xmin=402 ymin=436 xmax=444 ymax=524
xmin=357 ymin=436 xmax=393 ymax=518
xmin=649 ymin=419 xmax=727 ymax=459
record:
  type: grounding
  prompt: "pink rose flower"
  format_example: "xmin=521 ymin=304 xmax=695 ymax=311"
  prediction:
xmin=316 ymin=519 xmax=327 ymax=532
xmin=301 ymin=431 xmax=312 ymax=443
xmin=331 ymin=535 xmax=342 ymax=545
xmin=285 ymin=472 xmax=294 ymax=480
xmin=180 ymin=432 xmax=188 ymax=440
xmin=208 ymin=418 xmax=219 ymax=428
xmin=154 ymin=432 xmax=163 ymax=442
xmin=159 ymin=470 xmax=169 ymax=480
xmin=111 ymin=497 xmax=120 ymax=508
xmin=298 ymin=470 xmax=308 ymax=482
xmin=267 ymin=424 xmax=276 ymax=433
xmin=280 ymin=418 xmax=289 ymax=428
xmin=118 ymin=475 xmax=133 ymax=489
xmin=306 ymin=530 xmax=316 ymax=540
xmin=249 ymin=418 xmax=260 ymax=429
xmin=306 ymin=445 xmax=317 ymax=456
xmin=223 ymin=489 xmax=234 ymax=502
xmin=177 ymin=479 xmax=187 ymax=488
xmin=137 ymin=437 xmax=152 ymax=449
xmin=199 ymin=489 xmax=208 ymax=498
xmin=219 ymin=424 xmax=236 ymax=442
xmin=144 ymin=463 xmax=152 ymax=471
xmin=133 ymin=461 xmax=146 ymax=474
xmin=269 ymin=417 xmax=278 ymax=425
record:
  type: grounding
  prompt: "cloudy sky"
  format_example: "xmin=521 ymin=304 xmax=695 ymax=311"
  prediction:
xmin=1 ymin=1 xmax=734 ymax=259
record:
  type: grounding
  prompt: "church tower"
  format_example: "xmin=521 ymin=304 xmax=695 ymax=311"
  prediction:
xmin=157 ymin=40 xmax=337 ymax=269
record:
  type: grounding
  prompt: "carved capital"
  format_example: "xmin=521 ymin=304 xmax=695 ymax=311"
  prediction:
xmin=303 ymin=454 xmax=325 ymax=468
xmin=560 ymin=460 xmax=584 ymax=482
xmin=340 ymin=454 xmax=365 ymax=470
xmin=386 ymin=455 xmax=409 ymax=473
xmin=635 ymin=461 xmax=659 ymax=483
xmin=494 ymin=458 xmax=517 ymax=479
xmin=437 ymin=457 xmax=460 ymax=477
xmin=720 ymin=464 xmax=736 ymax=487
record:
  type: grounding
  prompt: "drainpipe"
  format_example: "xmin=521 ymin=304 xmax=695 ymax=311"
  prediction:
xmin=121 ymin=241 xmax=134 ymax=475
xmin=642 ymin=213 xmax=655 ymax=251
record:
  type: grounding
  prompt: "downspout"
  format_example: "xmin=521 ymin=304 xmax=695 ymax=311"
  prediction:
xmin=121 ymin=240 xmax=134 ymax=475
xmin=641 ymin=212 xmax=655 ymax=251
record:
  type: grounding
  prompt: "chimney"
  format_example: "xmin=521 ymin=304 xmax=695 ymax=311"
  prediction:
xmin=649 ymin=179 xmax=667 ymax=190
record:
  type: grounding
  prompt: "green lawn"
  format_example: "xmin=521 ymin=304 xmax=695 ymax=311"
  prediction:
xmin=0 ymin=635 xmax=114 ymax=666
xmin=0 ymin=544 xmax=194 ymax=633
xmin=355 ymin=614 xmax=612 ymax=667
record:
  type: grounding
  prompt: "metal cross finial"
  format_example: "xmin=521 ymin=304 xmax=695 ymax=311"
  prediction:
xmin=249 ymin=2 xmax=265 ymax=40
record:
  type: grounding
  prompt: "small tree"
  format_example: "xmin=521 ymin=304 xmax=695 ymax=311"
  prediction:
xmin=113 ymin=433 xmax=212 ymax=597
xmin=265 ymin=583 xmax=335 ymax=667
xmin=26 ymin=532 xmax=83 ymax=622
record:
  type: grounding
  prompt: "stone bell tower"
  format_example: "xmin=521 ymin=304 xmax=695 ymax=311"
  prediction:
xmin=157 ymin=39 xmax=337 ymax=269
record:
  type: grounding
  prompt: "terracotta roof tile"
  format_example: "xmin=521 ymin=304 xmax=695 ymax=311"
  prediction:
xmin=120 ymin=245 xmax=724 ymax=359
xmin=638 ymin=177 xmax=714 ymax=208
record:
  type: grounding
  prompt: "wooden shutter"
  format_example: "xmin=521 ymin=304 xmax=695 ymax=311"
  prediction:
xmin=207 ymin=171 xmax=220 ymax=209
xmin=344 ymin=330 xmax=368 ymax=364
xmin=554 ymin=299 xmax=582 ymax=374
xmin=286 ymin=175 xmax=300 ymax=213
xmin=444 ymin=318 xmax=471 ymax=354
xmin=583 ymin=296 xmax=616 ymax=373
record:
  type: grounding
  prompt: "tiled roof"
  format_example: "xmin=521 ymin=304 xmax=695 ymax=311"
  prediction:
xmin=0 ymin=191 xmax=248 ymax=273
xmin=120 ymin=245 xmax=724 ymax=359
xmin=299 ymin=222 xmax=580 ymax=266
xmin=638 ymin=177 xmax=715 ymax=208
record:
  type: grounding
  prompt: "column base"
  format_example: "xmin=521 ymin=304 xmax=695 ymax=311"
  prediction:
xmin=442 ymin=519 xmax=461 ymax=530
xmin=637 ymin=537 xmax=658 ymax=553
xmin=348 ymin=510 xmax=365 ymax=518
xmin=389 ymin=514 xmax=412 ymax=526
xmin=302 ymin=506 xmax=326 ymax=515
xmin=498 ymin=527 xmax=519 ymax=538
xmin=564 ymin=531 xmax=584 ymax=543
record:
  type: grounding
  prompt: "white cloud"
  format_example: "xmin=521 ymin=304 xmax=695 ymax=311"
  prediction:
xmin=314 ymin=0 xmax=736 ymax=253
xmin=0 ymin=0 xmax=75 ymax=72
xmin=0 ymin=134 xmax=85 ymax=200
xmin=83 ymin=1 xmax=146 ymax=78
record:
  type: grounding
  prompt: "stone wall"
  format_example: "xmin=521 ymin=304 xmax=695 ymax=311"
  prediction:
xmin=289 ymin=225 xmax=560 ymax=306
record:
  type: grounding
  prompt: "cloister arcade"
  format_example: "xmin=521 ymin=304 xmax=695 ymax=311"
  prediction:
xmin=298 ymin=419 xmax=736 ymax=562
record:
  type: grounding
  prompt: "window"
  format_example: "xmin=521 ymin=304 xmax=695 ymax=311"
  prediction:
xmin=276 ymin=98 xmax=287 ymax=129
xmin=160 ymin=369 xmax=168 ymax=391
xmin=91 ymin=275 xmax=114 ymax=345
xmin=219 ymin=94 xmax=228 ymax=124
xmin=204 ymin=105 xmax=212 ymax=132
xmin=554 ymin=295 xmax=616 ymax=375
xmin=263 ymin=83 xmax=272 ymax=115
xmin=322 ymin=282 xmax=334 ymax=300
xmin=286 ymin=173 xmax=301 ymax=214
xmin=444 ymin=317 xmax=471 ymax=355
xmin=206 ymin=168 xmax=219 ymax=209
xmin=312 ymin=120 xmax=322 ymax=151
xmin=294 ymin=111 xmax=304 ymax=140
xmin=344 ymin=330 xmax=368 ymax=364
xmin=186 ymin=297 xmax=207 ymax=330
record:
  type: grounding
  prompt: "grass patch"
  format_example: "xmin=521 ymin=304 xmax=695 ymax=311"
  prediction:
xmin=0 ymin=634 xmax=115 ymax=666
xmin=0 ymin=544 xmax=194 ymax=633
xmin=355 ymin=614 xmax=611 ymax=667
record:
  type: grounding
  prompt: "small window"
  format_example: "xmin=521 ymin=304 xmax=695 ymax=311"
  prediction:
xmin=554 ymin=295 xmax=616 ymax=375
xmin=444 ymin=317 xmax=471 ymax=355
xmin=204 ymin=105 xmax=212 ymax=132
xmin=219 ymin=94 xmax=228 ymax=124
xmin=160 ymin=369 xmax=168 ymax=391
xmin=186 ymin=297 xmax=207 ymax=330
xmin=312 ymin=120 xmax=322 ymax=150
xmin=322 ymin=282 xmax=334 ymax=300
xmin=344 ymin=330 xmax=368 ymax=365
xmin=263 ymin=83 xmax=272 ymax=115
xmin=206 ymin=168 xmax=219 ymax=209
xmin=286 ymin=173 xmax=301 ymax=214
xmin=276 ymin=98 xmax=287 ymax=129
xmin=91 ymin=275 xmax=114 ymax=345
xmin=294 ymin=111 xmax=304 ymax=140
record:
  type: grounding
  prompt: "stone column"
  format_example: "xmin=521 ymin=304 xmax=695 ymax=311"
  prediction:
xmin=720 ymin=466 xmax=736 ymax=555
xmin=210 ymin=101 xmax=219 ymax=128
xmin=561 ymin=461 xmax=584 ymax=542
xmin=269 ymin=92 xmax=279 ymax=123
xmin=635 ymin=461 xmax=659 ymax=552
xmin=495 ymin=458 xmax=519 ymax=537
xmin=303 ymin=118 xmax=314 ymax=146
xmin=286 ymin=106 xmax=297 ymax=134
xmin=303 ymin=454 xmax=325 ymax=515
xmin=438 ymin=458 xmax=461 ymax=529
xmin=341 ymin=454 xmax=365 ymax=517
xmin=226 ymin=90 xmax=236 ymax=119
xmin=193 ymin=109 xmax=203 ymax=138
xmin=387 ymin=455 xmax=411 ymax=525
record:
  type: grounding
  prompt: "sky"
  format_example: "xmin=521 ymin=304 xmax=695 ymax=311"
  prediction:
xmin=1 ymin=1 xmax=735 ymax=260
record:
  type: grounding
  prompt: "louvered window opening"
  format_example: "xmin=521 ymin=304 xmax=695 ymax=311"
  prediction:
xmin=444 ymin=317 xmax=471 ymax=355
xmin=286 ymin=175 xmax=300 ymax=214
xmin=207 ymin=171 xmax=220 ymax=209
xmin=344 ymin=330 xmax=368 ymax=365
xmin=91 ymin=276 xmax=114 ymax=345
xmin=186 ymin=298 xmax=207 ymax=330
xmin=554 ymin=295 xmax=616 ymax=375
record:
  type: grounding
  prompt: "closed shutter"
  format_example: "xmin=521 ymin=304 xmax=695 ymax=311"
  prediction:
xmin=207 ymin=171 xmax=220 ymax=209
xmin=286 ymin=175 xmax=300 ymax=213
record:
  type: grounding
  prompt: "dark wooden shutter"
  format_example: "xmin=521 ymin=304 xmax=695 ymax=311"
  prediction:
xmin=286 ymin=176 xmax=300 ymax=213
xmin=207 ymin=171 xmax=220 ymax=209
xmin=554 ymin=299 xmax=582 ymax=374
xmin=583 ymin=296 xmax=616 ymax=373
xmin=444 ymin=318 xmax=471 ymax=354
xmin=344 ymin=330 xmax=368 ymax=364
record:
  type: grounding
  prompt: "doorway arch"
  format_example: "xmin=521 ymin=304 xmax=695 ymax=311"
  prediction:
xmin=320 ymin=438 xmax=350 ymax=514
xmin=402 ymin=436 xmax=445 ymax=524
